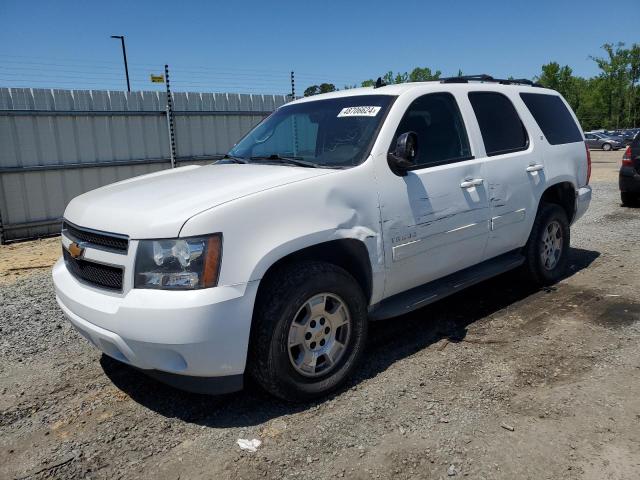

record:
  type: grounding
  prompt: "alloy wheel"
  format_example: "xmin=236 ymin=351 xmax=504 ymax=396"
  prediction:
xmin=287 ymin=293 xmax=351 ymax=377
xmin=540 ymin=220 xmax=563 ymax=270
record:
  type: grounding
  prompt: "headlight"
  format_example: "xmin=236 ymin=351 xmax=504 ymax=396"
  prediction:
xmin=134 ymin=234 xmax=222 ymax=290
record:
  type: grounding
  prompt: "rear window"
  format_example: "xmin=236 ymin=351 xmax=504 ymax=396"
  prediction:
xmin=468 ymin=92 xmax=528 ymax=156
xmin=520 ymin=93 xmax=582 ymax=145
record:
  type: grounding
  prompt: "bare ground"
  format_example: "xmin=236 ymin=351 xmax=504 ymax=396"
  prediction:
xmin=1 ymin=150 xmax=639 ymax=480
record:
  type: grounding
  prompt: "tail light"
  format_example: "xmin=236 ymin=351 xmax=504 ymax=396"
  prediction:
xmin=585 ymin=141 xmax=591 ymax=184
xmin=622 ymin=146 xmax=633 ymax=167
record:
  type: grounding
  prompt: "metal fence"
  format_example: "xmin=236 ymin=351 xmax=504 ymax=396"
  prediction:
xmin=0 ymin=88 xmax=289 ymax=242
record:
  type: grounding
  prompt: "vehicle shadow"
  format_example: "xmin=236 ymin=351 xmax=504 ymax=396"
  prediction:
xmin=102 ymin=247 xmax=600 ymax=428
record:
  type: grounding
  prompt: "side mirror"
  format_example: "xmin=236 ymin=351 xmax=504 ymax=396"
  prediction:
xmin=387 ymin=132 xmax=418 ymax=176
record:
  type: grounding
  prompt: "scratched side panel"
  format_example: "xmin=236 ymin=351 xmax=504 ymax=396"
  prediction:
xmin=375 ymin=153 xmax=491 ymax=298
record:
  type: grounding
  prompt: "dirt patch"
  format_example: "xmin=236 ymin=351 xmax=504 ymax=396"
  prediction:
xmin=595 ymin=303 xmax=640 ymax=329
xmin=0 ymin=237 xmax=60 ymax=285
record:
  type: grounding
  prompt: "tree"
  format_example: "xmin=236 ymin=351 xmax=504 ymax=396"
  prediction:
xmin=303 ymin=85 xmax=320 ymax=97
xmin=319 ymin=83 xmax=336 ymax=93
xmin=628 ymin=44 xmax=640 ymax=127
xmin=303 ymin=83 xmax=336 ymax=97
xmin=590 ymin=42 xmax=631 ymax=128
xmin=408 ymin=67 xmax=441 ymax=82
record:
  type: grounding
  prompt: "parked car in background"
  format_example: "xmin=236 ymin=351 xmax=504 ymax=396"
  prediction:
xmin=584 ymin=132 xmax=625 ymax=150
xmin=620 ymin=132 xmax=640 ymax=206
xmin=611 ymin=129 xmax=637 ymax=145
xmin=53 ymin=78 xmax=591 ymax=400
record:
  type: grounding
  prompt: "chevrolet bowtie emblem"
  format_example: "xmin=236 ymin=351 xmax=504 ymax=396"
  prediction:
xmin=68 ymin=241 xmax=85 ymax=259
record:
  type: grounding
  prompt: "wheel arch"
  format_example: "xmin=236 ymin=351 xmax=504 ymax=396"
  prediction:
xmin=539 ymin=181 xmax=576 ymax=223
xmin=253 ymin=238 xmax=374 ymax=309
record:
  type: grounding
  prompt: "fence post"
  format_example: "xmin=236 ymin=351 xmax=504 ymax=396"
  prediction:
xmin=0 ymin=202 xmax=5 ymax=245
xmin=290 ymin=71 xmax=295 ymax=99
xmin=165 ymin=64 xmax=177 ymax=168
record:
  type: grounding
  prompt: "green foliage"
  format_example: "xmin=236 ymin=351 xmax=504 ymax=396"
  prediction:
xmin=303 ymin=83 xmax=337 ymax=97
xmin=537 ymin=43 xmax=640 ymax=129
xmin=303 ymin=44 xmax=640 ymax=128
xmin=303 ymin=85 xmax=320 ymax=97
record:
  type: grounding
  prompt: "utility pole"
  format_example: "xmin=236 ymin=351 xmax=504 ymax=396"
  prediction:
xmin=110 ymin=35 xmax=131 ymax=92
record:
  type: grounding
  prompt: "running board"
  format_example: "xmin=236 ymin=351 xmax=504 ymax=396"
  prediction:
xmin=369 ymin=251 xmax=525 ymax=321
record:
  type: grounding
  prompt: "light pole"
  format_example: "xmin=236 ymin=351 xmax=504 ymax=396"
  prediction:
xmin=110 ymin=35 xmax=130 ymax=92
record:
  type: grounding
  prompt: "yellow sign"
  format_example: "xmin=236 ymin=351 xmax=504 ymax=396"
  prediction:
xmin=150 ymin=74 xmax=164 ymax=83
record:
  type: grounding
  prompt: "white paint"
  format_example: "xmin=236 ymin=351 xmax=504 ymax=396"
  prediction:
xmin=53 ymin=81 xmax=592 ymax=385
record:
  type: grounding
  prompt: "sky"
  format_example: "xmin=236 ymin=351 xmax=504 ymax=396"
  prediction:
xmin=0 ymin=0 xmax=638 ymax=95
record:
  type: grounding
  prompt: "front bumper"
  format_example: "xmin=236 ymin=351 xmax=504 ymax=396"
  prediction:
xmin=53 ymin=258 xmax=258 ymax=391
xmin=573 ymin=186 xmax=592 ymax=224
xmin=619 ymin=167 xmax=640 ymax=193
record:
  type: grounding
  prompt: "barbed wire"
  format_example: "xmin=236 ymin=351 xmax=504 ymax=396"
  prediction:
xmin=0 ymin=53 xmax=361 ymax=93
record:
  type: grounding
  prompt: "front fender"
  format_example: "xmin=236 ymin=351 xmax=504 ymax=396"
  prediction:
xmin=179 ymin=164 xmax=386 ymax=304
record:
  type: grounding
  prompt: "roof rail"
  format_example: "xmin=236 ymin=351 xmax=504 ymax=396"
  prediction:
xmin=440 ymin=74 xmax=543 ymax=87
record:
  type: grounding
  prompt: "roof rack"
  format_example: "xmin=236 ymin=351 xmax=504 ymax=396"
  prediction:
xmin=374 ymin=77 xmax=387 ymax=89
xmin=440 ymin=74 xmax=543 ymax=87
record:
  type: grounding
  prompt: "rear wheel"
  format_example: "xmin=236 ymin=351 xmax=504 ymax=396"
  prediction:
xmin=602 ymin=143 xmax=612 ymax=151
xmin=521 ymin=203 xmax=570 ymax=286
xmin=621 ymin=191 xmax=640 ymax=207
xmin=249 ymin=261 xmax=368 ymax=401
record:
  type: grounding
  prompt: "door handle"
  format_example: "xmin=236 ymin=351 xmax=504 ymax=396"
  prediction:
xmin=460 ymin=178 xmax=483 ymax=188
xmin=526 ymin=164 xmax=544 ymax=172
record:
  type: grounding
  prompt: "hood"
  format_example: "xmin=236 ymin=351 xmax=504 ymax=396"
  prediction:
xmin=64 ymin=163 xmax=332 ymax=238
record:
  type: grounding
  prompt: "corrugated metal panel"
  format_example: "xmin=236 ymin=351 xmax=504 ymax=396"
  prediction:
xmin=0 ymin=88 xmax=288 ymax=242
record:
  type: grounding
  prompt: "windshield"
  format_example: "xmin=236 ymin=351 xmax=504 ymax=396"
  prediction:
xmin=227 ymin=95 xmax=395 ymax=168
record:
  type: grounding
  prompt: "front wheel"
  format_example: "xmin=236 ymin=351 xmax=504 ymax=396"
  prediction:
xmin=521 ymin=203 xmax=570 ymax=286
xmin=249 ymin=261 xmax=368 ymax=401
xmin=602 ymin=143 xmax=612 ymax=151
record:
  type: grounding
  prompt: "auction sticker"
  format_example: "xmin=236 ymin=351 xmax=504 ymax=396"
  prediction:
xmin=337 ymin=106 xmax=381 ymax=117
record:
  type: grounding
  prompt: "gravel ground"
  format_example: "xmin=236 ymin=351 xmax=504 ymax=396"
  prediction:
xmin=1 ymin=151 xmax=639 ymax=480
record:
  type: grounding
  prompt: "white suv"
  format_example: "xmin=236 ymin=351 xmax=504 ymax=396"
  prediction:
xmin=53 ymin=76 xmax=592 ymax=400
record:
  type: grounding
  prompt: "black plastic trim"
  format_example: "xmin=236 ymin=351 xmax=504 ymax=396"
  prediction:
xmin=369 ymin=250 xmax=525 ymax=321
xmin=141 ymin=370 xmax=244 ymax=395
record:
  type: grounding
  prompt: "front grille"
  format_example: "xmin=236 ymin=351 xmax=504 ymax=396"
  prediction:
xmin=63 ymin=249 xmax=124 ymax=291
xmin=63 ymin=221 xmax=129 ymax=252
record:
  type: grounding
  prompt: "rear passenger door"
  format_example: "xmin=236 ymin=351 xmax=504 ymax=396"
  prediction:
xmin=467 ymin=91 xmax=545 ymax=259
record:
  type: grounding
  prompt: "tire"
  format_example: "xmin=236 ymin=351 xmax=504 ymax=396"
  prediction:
xmin=602 ymin=143 xmax=612 ymax=151
xmin=249 ymin=261 xmax=368 ymax=401
xmin=521 ymin=203 xmax=570 ymax=286
xmin=621 ymin=191 xmax=640 ymax=207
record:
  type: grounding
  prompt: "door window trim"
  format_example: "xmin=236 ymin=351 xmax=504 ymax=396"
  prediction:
xmin=388 ymin=92 xmax=475 ymax=172
xmin=468 ymin=91 xmax=530 ymax=157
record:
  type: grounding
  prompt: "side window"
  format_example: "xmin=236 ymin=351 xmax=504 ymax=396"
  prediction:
xmin=585 ymin=134 xmax=595 ymax=140
xmin=520 ymin=93 xmax=582 ymax=145
xmin=468 ymin=92 xmax=528 ymax=156
xmin=390 ymin=93 xmax=471 ymax=168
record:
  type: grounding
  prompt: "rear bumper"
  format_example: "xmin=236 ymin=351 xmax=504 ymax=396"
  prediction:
xmin=573 ymin=186 xmax=592 ymax=224
xmin=53 ymin=258 xmax=259 ymax=388
xmin=619 ymin=167 xmax=640 ymax=193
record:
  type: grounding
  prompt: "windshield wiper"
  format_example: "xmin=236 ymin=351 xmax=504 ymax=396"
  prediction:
xmin=250 ymin=154 xmax=318 ymax=168
xmin=220 ymin=154 xmax=249 ymax=164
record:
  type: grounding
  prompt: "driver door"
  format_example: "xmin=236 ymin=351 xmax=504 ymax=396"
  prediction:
xmin=378 ymin=92 xmax=490 ymax=297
